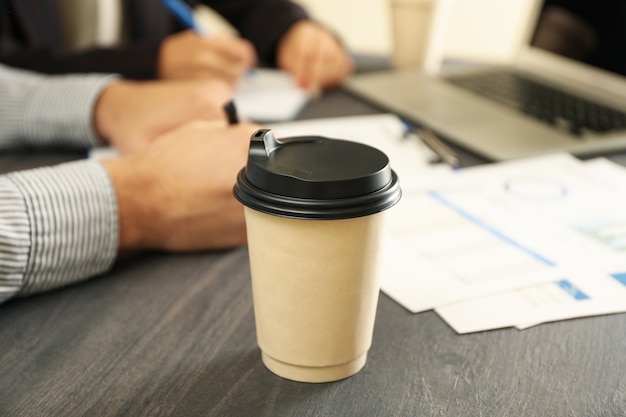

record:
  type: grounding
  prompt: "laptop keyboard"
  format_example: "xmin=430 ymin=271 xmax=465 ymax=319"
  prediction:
xmin=446 ymin=71 xmax=626 ymax=136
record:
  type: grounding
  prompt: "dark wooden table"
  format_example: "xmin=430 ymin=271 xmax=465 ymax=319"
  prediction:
xmin=1 ymin=86 xmax=626 ymax=417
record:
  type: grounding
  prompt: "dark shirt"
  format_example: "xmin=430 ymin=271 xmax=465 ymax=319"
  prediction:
xmin=0 ymin=0 xmax=308 ymax=79
xmin=534 ymin=0 xmax=626 ymax=76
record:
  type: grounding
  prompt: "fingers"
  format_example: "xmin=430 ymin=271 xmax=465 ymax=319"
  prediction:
xmin=192 ymin=34 xmax=257 ymax=84
xmin=104 ymin=120 xmax=260 ymax=251
xmin=278 ymin=21 xmax=354 ymax=91
xmin=158 ymin=31 xmax=258 ymax=85
xmin=94 ymin=75 xmax=241 ymax=156
xmin=208 ymin=34 xmax=257 ymax=71
xmin=304 ymin=33 xmax=353 ymax=90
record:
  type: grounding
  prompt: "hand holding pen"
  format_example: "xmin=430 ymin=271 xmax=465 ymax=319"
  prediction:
xmin=158 ymin=0 xmax=256 ymax=85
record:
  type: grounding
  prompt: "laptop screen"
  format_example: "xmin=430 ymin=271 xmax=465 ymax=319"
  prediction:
xmin=529 ymin=0 xmax=626 ymax=77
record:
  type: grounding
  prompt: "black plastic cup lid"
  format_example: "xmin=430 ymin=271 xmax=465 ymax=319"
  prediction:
xmin=233 ymin=129 xmax=401 ymax=220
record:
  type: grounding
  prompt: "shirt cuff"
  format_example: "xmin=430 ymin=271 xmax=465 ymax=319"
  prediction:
xmin=0 ymin=178 xmax=30 ymax=304
xmin=20 ymin=73 xmax=120 ymax=149
xmin=5 ymin=160 xmax=119 ymax=298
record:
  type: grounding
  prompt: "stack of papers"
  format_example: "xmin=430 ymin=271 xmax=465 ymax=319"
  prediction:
xmin=382 ymin=153 xmax=626 ymax=333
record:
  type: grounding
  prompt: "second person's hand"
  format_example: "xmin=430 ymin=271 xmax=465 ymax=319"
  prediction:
xmin=277 ymin=21 xmax=354 ymax=91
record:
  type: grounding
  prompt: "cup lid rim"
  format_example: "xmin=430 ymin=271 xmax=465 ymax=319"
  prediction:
xmin=233 ymin=169 xmax=402 ymax=220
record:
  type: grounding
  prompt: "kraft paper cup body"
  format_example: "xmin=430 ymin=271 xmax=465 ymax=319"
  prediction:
xmin=389 ymin=0 xmax=453 ymax=73
xmin=244 ymin=207 xmax=386 ymax=383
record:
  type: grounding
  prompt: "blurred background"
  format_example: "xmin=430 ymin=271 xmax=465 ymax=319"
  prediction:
xmin=294 ymin=0 xmax=534 ymax=63
xmin=196 ymin=0 xmax=537 ymax=66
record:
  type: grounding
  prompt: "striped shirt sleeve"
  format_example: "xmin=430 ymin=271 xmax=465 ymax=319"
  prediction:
xmin=0 ymin=63 xmax=118 ymax=150
xmin=0 ymin=160 xmax=119 ymax=303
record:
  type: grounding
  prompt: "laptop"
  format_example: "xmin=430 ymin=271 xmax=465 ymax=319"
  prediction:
xmin=344 ymin=0 xmax=626 ymax=161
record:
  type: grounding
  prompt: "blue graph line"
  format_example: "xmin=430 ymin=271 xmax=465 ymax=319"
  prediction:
xmin=610 ymin=272 xmax=626 ymax=287
xmin=428 ymin=190 xmax=557 ymax=267
xmin=556 ymin=279 xmax=590 ymax=300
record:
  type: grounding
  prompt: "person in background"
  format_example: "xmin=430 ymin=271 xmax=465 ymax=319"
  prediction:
xmin=0 ymin=0 xmax=353 ymax=90
xmin=0 ymin=63 xmax=260 ymax=305
xmin=531 ymin=0 xmax=626 ymax=76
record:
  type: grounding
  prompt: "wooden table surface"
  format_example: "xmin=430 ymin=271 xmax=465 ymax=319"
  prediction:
xmin=1 ymin=87 xmax=625 ymax=417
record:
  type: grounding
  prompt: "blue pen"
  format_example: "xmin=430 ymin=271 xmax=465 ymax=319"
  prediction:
xmin=162 ymin=0 xmax=207 ymax=35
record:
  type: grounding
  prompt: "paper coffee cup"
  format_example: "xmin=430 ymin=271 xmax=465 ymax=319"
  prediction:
xmin=389 ymin=0 xmax=452 ymax=73
xmin=233 ymin=129 xmax=401 ymax=383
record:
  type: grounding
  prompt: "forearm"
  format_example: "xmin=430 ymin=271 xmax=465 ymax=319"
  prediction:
xmin=0 ymin=64 xmax=118 ymax=150
xmin=0 ymin=160 xmax=119 ymax=303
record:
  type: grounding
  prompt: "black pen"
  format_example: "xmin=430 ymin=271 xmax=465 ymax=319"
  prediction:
xmin=224 ymin=100 xmax=240 ymax=125
xmin=416 ymin=127 xmax=461 ymax=170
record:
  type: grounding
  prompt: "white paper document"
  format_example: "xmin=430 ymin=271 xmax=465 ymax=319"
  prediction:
xmin=381 ymin=152 xmax=626 ymax=332
xmin=235 ymin=69 xmax=309 ymax=122
xmin=436 ymin=270 xmax=626 ymax=333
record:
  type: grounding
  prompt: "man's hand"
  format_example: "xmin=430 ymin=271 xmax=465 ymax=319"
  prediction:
xmin=157 ymin=30 xmax=257 ymax=85
xmin=101 ymin=120 xmax=260 ymax=252
xmin=277 ymin=21 xmax=354 ymax=91
xmin=94 ymin=78 xmax=233 ymax=155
